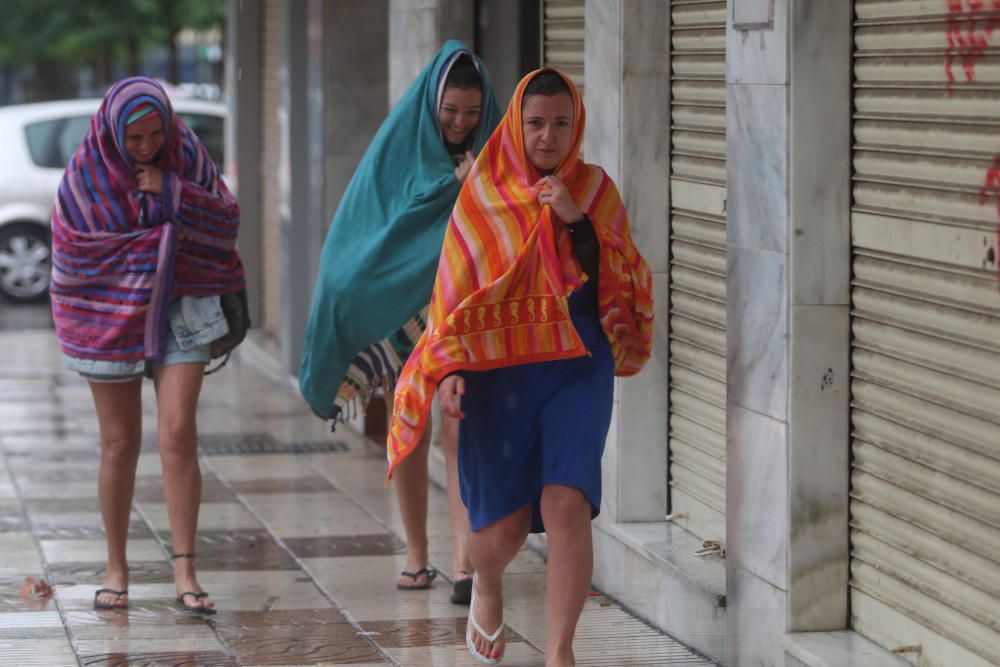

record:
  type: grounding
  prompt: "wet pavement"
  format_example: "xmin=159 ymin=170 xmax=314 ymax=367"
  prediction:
xmin=0 ymin=325 xmax=713 ymax=666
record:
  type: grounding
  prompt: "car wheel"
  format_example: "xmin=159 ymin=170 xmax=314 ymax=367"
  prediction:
xmin=0 ymin=222 xmax=52 ymax=303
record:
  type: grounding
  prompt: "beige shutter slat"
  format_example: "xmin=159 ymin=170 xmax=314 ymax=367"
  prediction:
xmin=668 ymin=0 xmax=727 ymax=543
xmin=541 ymin=0 xmax=584 ymax=90
xmin=850 ymin=3 xmax=1000 ymax=665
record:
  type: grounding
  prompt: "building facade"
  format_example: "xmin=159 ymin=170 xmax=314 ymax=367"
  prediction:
xmin=227 ymin=2 xmax=1000 ymax=665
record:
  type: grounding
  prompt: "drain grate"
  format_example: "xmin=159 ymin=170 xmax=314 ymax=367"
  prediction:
xmin=559 ymin=604 xmax=715 ymax=666
xmin=193 ymin=433 xmax=351 ymax=456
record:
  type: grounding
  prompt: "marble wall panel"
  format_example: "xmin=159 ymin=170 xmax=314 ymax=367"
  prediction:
xmin=726 ymin=404 xmax=788 ymax=591
xmin=599 ymin=397 xmax=621 ymax=527
xmin=621 ymin=0 xmax=671 ymax=273
xmin=388 ymin=3 xmax=438 ymax=107
xmin=727 ymin=83 xmax=788 ymax=254
xmin=617 ymin=273 xmax=670 ymax=521
xmin=726 ymin=0 xmax=789 ymax=85
xmin=788 ymin=0 xmax=851 ymax=306
xmin=726 ymin=245 xmax=788 ymax=420
xmin=584 ymin=0 xmax=622 ymax=180
xmin=787 ymin=304 xmax=849 ymax=631
xmin=727 ymin=566 xmax=788 ymax=667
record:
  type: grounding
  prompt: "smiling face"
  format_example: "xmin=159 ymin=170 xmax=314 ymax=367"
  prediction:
xmin=521 ymin=92 xmax=574 ymax=174
xmin=124 ymin=112 xmax=164 ymax=164
xmin=438 ymin=86 xmax=483 ymax=145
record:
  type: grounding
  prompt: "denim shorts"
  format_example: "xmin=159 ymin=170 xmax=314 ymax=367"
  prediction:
xmin=82 ymin=334 xmax=211 ymax=383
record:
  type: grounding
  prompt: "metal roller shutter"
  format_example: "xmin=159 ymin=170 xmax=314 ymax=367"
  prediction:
xmin=850 ymin=2 xmax=1000 ymax=665
xmin=541 ymin=0 xmax=584 ymax=91
xmin=667 ymin=0 xmax=727 ymax=544
xmin=260 ymin=0 xmax=283 ymax=339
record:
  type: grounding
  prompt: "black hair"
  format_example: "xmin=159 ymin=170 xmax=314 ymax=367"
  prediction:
xmin=522 ymin=70 xmax=573 ymax=101
xmin=444 ymin=54 xmax=482 ymax=91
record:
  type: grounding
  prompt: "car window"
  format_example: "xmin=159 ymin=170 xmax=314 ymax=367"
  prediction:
xmin=178 ymin=112 xmax=224 ymax=167
xmin=24 ymin=115 xmax=90 ymax=169
xmin=58 ymin=115 xmax=92 ymax=166
xmin=24 ymin=119 xmax=63 ymax=169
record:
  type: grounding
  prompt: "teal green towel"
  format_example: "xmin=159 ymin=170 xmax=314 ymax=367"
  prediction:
xmin=299 ymin=40 xmax=502 ymax=419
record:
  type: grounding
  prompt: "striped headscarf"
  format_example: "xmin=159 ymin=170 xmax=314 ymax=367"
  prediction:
xmin=50 ymin=77 xmax=244 ymax=364
xmin=386 ymin=68 xmax=654 ymax=477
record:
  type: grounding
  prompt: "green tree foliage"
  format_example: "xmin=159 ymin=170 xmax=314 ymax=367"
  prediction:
xmin=0 ymin=0 xmax=225 ymax=95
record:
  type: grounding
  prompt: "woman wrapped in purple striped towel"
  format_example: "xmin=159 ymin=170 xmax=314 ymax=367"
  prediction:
xmin=50 ymin=77 xmax=245 ymax=614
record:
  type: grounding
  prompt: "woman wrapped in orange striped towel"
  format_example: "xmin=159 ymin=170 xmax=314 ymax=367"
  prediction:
xmin=387 ymin=69 xmax=653 ymax=665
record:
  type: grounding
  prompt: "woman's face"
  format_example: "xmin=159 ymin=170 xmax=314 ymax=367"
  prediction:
xmin=124 ymin=113 xmax=165 ymax=164
xmin=439 ymin=87 xmax=482 ymax=145
xmin=521 ymin=92 xmax=574 ymax=174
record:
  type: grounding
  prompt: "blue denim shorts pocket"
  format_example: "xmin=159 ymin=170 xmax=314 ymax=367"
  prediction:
xmin=159 ymin=330 xmax=211 ymax=366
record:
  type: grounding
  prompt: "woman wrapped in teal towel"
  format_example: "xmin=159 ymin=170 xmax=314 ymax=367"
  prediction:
xmin=299 ymin=40 xmax=501 ymax=602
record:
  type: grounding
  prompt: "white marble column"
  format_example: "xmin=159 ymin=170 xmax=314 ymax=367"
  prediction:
xmin=584 ymin=0 xmax=672 ymax=526
xmin=388 ymin=0 xmax=475 ymax=108
xmin=725 ymin=1 xmax=852 ymax=665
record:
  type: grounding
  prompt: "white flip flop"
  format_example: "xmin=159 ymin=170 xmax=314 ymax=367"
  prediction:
xmin=465 ymin=587 xmax=505 ymax=664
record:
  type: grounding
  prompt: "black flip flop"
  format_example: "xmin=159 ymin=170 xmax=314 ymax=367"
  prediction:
xmin=176 ymin=591 xmax=216 ymax=615
xmin=93 ymin=588 xmax=128 ymax=610
xmin=397 ymin=567 xmax=437 ymax=590
xmin=450 ymin=575 xmax=473 ymax=605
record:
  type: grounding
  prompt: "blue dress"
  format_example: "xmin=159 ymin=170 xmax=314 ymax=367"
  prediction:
xmin=457 ymin=276 xmax=614 ymax=533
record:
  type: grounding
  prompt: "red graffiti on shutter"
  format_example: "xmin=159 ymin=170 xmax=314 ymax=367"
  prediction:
xmin=983 ymin=156 xmax=1000 ymax=218
xmin=944 ymin=0 xmax=1000 ymax=90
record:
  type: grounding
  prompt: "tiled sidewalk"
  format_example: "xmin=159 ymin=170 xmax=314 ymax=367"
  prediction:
xmin=0 ymin=330 xmax=712 ymax=666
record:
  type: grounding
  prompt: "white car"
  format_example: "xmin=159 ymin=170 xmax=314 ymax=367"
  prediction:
xmin=0 ymin=98 xmax=227 ymax=303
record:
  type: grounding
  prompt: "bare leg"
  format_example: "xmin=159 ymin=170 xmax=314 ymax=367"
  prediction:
xmin=389 ymin=390 xmax=433 ymax=588
xmin=90 ymin=378 xmax=144 ymax=608
xmin=539 ymin=484 xmax=592 ymax=666
xmin=153 ymin=362 xmax=212 ymax=610
xmin=439 ymin=405 xmax=472 ymax=581
xmin=466 ymin=505 xmax=532 ymax=661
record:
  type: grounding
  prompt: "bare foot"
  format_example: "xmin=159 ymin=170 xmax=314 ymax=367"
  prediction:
xmin=467 ymin=577 xmax=505 ymax=662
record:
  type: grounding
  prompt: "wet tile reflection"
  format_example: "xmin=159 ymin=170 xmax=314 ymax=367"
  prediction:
xmin=131 ymin=475 xmax=234 ymax=503
xmin=23 ymin=498 xmax=102 ymax=514
xmin=360 ymin=617 xmax=501 ymax=648
xmin=66 ymin=602 xmax=209 ymax=627
xmin=283 ymin=534 xmax=406 ymax=559
xmin=79 ymin=651 xmax=239 ymax=666
xmin=206 ymin=608 xmax=348 ymax=627
xmin=48 ymin=561 xmax=175 ymax=586
xmin=228 ymin=477 xmax=334 ymax=494
xmin=217 ymin=622 xmax=384 ymax=665
xmin=188 ymin=530 xmax=300 ymax=570
xmin=0 ymin=501 xmax=26 ymax=532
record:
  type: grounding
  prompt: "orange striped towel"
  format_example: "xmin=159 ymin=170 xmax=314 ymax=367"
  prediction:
xmin=387 ymin=68 xmax=654 ymax=478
